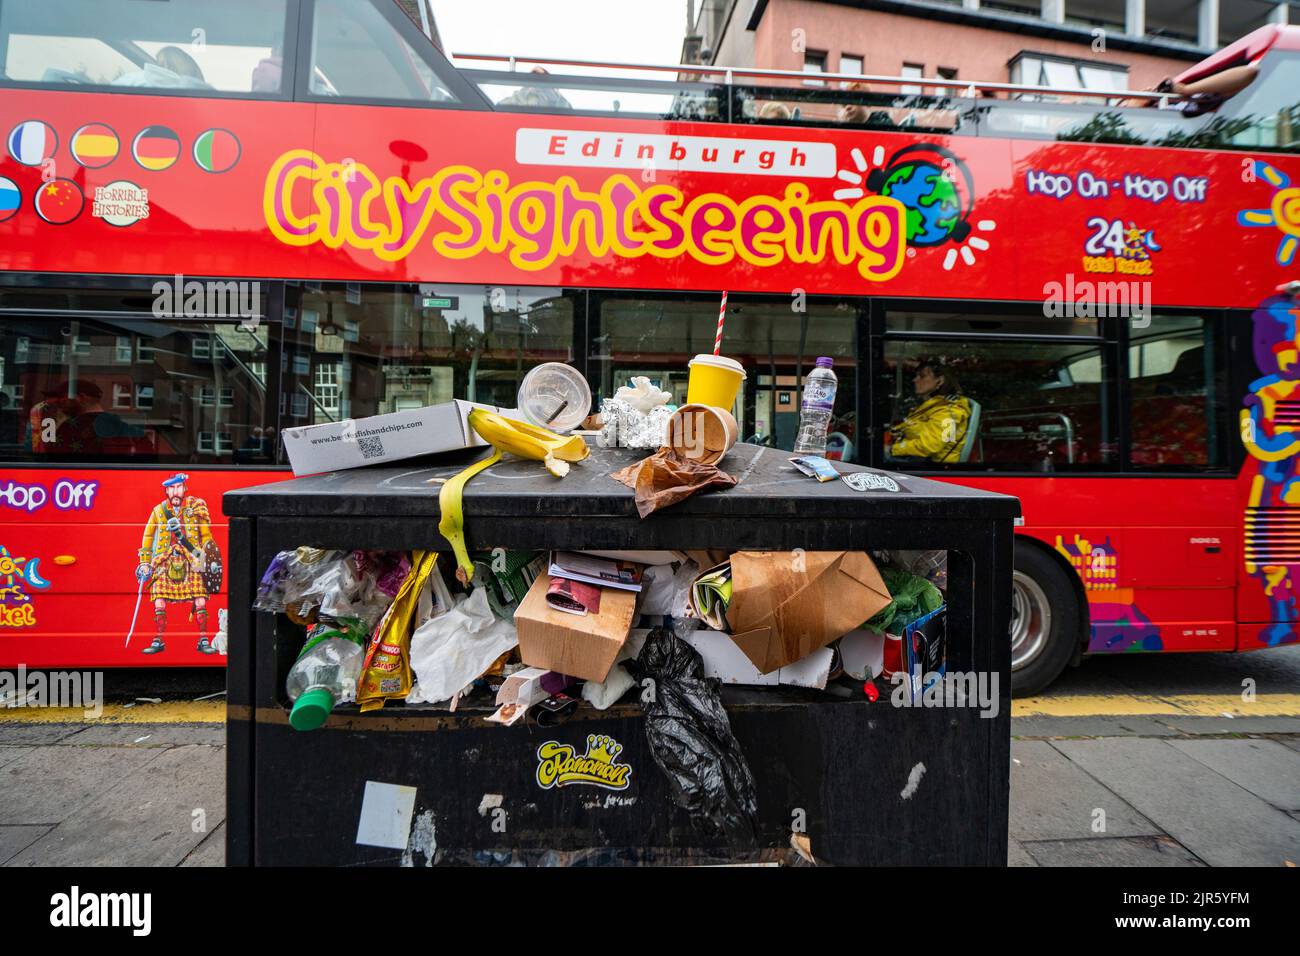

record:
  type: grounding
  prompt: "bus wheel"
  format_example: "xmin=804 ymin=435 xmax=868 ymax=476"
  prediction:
xmin=1010 ymin=542 xmax=1080 ymax=698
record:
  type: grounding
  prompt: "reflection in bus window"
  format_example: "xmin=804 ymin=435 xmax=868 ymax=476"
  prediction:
xmin=883 ymin=315 xmax=1115 ymax=471
xmin=282 ymin=284 xmax=575 ymax=425
xmin=310 ymin=0 xmax=454 ymax=102
xmin=594 ymin=296 xmax=859 ymax=461
xmin=1127 ymin=315 xmax=1223 ymax=468
xmin=1 ymin=318 xmax=269 ymax=465
xmin=0 ymin=0 xmax=289 ymax=94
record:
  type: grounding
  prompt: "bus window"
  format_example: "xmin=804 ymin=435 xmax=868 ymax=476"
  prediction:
xmin=281 ymin=284 xmax=575 ymax=425
xmin=1126 ymin=315 xmax=1225 ymax=469
xmin=308 ymin=0 xmax=457 ymax=102
xmin=593 ymin=295 xmax=860 ymax=461
xmin=1 ymin=317 xmax=270 ymax=465
xmin=882 ymin=310 xmax=1115 ymax=471
xmin=0 ymin=0 xmax=290 ymax=95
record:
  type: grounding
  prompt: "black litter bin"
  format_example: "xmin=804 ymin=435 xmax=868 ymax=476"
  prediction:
xmin=223 ymin=443 xmax=1018 ymax=866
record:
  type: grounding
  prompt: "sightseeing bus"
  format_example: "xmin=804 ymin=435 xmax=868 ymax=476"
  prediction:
xmin=0 ymin=0 xmax=1297 ymax=694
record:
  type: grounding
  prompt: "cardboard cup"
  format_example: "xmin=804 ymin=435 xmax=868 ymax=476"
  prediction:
xmin=686 ymin=354 xmax=745 ymax=409
xmin=667 ymin=404 xmax=738 ymax=465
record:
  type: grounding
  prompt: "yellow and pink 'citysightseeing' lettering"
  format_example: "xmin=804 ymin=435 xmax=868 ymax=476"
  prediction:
xmin=263 ymin=149 xmax=907 ymax=281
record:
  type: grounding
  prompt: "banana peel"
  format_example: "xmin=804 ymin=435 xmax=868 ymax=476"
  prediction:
xmin=467 ymin=408 xmax=589 ymax=477
xmin=438 ymin=410 xmax=589 ymax=583
xmin=438 ymin=447 xmax=501 ymax=584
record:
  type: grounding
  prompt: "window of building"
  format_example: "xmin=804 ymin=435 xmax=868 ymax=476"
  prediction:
xmin=901 ymin=63 xmax=925 ymax=96
xmin=197 ymin=431 xmax=214 ymax=454
xmin=309 ymin=0 xmax=460 ymax=103
xmin=935 ymin=65 xmax=959 ymax=96
xmin=1010 ymin=52 xmax=1127 ymax=96
xmin=115 ymin=336 xmax=132 ymax=363
xmin=0 ymin=0 xmax=290 ymax=95
xmin=217 ymin=432 xmax=234 ymax=454
xmin=199 ymin=386 xmax=215 ymax=406
xmin=137 ymin=340 xmax=154 ymax=362
xmin=840 ymin=54 xmax=864 ymax=83
xmin=112 ymin=384 xmax=131 ymax=409
xmin=803 ymin=51 xmax=828 ymax=86
xmin=135 ymin=385 xmax=153 ymax=411
xmin=219 ymin=385 xmax=235 ymax=407
xmin=192 ymin=337 xmax=211 ymax=360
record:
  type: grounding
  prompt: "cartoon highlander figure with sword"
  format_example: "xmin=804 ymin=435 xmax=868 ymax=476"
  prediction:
xmin=130 ymin=473 xmax=223 ymax=655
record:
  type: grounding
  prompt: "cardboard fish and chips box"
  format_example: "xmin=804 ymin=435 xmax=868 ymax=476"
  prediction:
xmin=724 ymin=551 xmax=892 ymax=674
xmin=281 ymin=399 xmax=504 ymax=476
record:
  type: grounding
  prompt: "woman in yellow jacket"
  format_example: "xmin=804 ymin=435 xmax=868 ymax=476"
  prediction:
xmin=887 ymin=362 xmax=973 ymax=464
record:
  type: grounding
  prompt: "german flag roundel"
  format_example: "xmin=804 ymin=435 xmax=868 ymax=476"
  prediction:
xmin=131 ymin=126 xmax=181 ymax=172
xmin=71 ymin=123 xmax=120 ymax=168
xmin=193 ymin=128 xmax=240 ymax=173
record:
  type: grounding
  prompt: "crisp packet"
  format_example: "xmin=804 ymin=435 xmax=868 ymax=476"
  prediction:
xmin=356 ymin=550 xmax=438 ymax=713
xmin=790 ymin=455 xmax=840 ymax=482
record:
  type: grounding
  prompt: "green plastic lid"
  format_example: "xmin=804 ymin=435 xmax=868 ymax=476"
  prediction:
xmin=290 ymin=687 xmax=335 ymax=731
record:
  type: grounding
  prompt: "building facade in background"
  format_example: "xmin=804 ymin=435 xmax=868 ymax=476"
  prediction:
xmin=683 ymin=0 xmax=1297 ymax=92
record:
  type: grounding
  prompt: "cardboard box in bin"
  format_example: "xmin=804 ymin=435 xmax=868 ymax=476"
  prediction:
xmin=281 ymin=399 xmax=502 ymax=476
xmin=514 ymin=574 xmax=637 ymax=682
xmin=725 ymin=551 xmax=891 ymax=674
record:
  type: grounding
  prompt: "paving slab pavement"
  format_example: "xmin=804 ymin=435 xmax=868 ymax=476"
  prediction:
xmin=1051 ymin=737 xmax=1300 ymax=867
xmin=1017 ymin=835 xmax=1205 ymax=867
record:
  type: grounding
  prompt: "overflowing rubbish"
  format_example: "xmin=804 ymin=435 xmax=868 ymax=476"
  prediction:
xmin=252 ymin=533 xmax=957 ymax=849
xmin=245 ymin=351 xmax=968 ymax=854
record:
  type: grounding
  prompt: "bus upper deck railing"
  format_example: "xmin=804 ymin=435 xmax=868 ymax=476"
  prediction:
xmin=452 ymin=53 xmax=1298 ymax=154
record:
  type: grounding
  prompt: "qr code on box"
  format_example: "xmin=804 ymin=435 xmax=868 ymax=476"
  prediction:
xmin=358 ymin=435 xmax=385 ymax=460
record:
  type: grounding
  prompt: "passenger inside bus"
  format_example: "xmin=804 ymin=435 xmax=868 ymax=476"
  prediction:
xmin=51 ymin=381 xmax=143 ymax=456
xmin=498 ymin=66 xmax=572 ymax=109
xmin=112 ymin=45 xmax=209 ymax=89
xmin=885 ymin=361 xmax=974 ymax=464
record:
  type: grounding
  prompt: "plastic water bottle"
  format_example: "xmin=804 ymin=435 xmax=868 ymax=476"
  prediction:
xmin=286 ymin=634 xmax=365 ymax=731
xmin=793 ymin=357 xmax=837 ymax=455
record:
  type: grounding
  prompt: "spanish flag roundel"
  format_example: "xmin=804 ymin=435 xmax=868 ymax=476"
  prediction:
xmin=193 ymin=128 xmax=240 ymax=173
xmin=71 ymin=123 xmax=119 ymax=168
xmin=131 ymin=125 xmax=181 ymax=172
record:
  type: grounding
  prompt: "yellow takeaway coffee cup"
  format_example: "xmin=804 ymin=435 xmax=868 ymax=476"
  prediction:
xmin=686 ymin=354 xmax=746 ymax=409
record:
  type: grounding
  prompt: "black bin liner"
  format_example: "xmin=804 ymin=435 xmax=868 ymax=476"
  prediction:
xmin=626 ymin=626 xmax=759 ymax=848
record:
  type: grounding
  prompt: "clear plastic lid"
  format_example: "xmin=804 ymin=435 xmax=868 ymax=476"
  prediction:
xmin=517 ymin=362 xmax=592 ymax=433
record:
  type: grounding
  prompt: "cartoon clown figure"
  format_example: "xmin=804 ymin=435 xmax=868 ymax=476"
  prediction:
xmin=134 ymin=473 xmax=219 ymax=655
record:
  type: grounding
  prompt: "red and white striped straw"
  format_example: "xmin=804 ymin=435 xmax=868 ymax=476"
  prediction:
xmin=714 ymin=291 xmax=728 ymax=355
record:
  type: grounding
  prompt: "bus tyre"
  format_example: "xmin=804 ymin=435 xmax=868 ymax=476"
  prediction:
xmin=1010 ymin=542 xmax=1081 ymax=698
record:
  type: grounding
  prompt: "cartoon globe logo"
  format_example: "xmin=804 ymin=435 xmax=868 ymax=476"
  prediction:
xmin=866 ymin=143 xmax=974 ymax=247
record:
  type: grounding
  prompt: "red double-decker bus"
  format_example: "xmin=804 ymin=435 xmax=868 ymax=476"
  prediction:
xmin=1 ymin=0 xmax=1298 ymax=694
